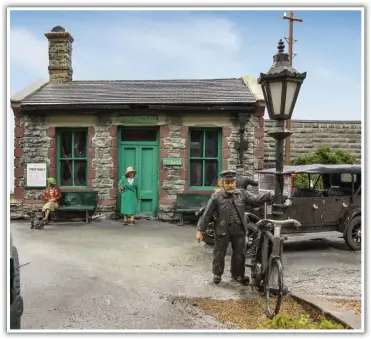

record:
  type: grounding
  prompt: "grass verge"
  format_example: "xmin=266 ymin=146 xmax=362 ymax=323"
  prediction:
xmin=189 ymin=295 xmax=348 ymax=330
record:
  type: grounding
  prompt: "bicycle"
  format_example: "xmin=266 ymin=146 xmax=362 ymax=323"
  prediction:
xmin=244 ymin=213 xmax=301 ymax=319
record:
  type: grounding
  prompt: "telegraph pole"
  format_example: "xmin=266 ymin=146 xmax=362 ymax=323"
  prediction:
xmin=283 ymin=11 xmax=303 ymax=164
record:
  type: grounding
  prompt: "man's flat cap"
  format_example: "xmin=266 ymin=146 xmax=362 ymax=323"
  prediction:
xmin=220 ymin=169 xmax=237 ymax=179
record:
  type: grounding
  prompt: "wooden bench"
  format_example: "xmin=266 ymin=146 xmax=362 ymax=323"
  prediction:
xmin=56 ymin=191 xmax=98 ymax=223
xmin=175 ymin=193 xmax=212 ymax=225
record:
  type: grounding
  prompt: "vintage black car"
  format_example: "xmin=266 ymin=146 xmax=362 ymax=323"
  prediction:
xmin=257 ymin=164 xmax=362 ymax=250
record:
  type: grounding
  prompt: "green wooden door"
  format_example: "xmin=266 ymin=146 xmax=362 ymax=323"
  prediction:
xmin=118 ymin=128 xmax=159 ymax=217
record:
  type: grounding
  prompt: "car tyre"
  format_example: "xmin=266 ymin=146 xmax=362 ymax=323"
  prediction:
xmin=10 ymin=246 xmax=22 ymax=329
xmin=344 ymin=215 xmax=361 ymax=251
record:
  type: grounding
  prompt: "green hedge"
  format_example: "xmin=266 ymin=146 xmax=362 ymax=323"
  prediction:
xmin=291 ymin=146 xmax=356 ymax=189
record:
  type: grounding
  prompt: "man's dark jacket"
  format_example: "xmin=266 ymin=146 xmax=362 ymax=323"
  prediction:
xmin=198 ymin=189 xmax=272 ymax=236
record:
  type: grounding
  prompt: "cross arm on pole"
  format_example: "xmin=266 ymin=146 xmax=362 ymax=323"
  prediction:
xmin=284 ymin=37 xmax=298 ymax=44
xmin=282 ymin=14 xmax=303 ymax=23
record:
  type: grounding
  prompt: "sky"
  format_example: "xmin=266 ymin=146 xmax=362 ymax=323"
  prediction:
xmin=8 ymin=9 xmax=362 ymax=189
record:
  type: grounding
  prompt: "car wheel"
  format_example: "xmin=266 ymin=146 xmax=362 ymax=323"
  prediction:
xmin=10 ymin=246 xmax=22 ymax=329
xmin=245 ymin=223 xmax=261 ymax=257
xmin=344 ymin=215 xmax=361 ymax=251
xmin=12 ymin=247 xmax=21 ymax=292
xmin=10 ymin=296 xmax=23 ymax=329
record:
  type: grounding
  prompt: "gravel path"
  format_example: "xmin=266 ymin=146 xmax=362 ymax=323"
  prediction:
xmin=282 ymin=234 xmax=361 ymax=298
xmin=11 ymin=220 xmax=361 ymax=330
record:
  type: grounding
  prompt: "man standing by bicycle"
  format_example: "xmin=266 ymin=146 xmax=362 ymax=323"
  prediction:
xmin=196 ymin=169 xmax=273 ymax=285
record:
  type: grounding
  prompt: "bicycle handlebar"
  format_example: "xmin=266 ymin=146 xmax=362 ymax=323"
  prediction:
xmin=244 ymin=178 xmax=259 ymax=187
xmin=256 ymin=219 xmax=301 ymax=228
xmin=245 ymin=212 xmax=261 ymax=223
xmin=195 ymin=207 xmax=205 ymax=216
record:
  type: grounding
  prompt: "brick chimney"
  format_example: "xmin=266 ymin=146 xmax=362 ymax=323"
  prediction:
xmin=45 ymin=26 xmax=74 ymax=84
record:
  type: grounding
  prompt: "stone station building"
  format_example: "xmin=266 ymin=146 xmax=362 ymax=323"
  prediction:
xmin=11 ymin=26 xmax=266 ymax=220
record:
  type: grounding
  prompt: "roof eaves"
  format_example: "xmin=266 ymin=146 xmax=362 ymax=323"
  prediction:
xmin=21 ymin=101 xmax=257 ymax=108
xmin=10 ymin=78 xmax=49 ymax=103
xmin=242 ymin=75 xmax=265 ymax=101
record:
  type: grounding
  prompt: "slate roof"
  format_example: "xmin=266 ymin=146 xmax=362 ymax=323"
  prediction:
xmin=21 ymin=78 xmax=256 ymax=106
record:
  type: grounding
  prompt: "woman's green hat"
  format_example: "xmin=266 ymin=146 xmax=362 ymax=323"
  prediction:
xmin=47 ymin=177 xmax=56 ymax=185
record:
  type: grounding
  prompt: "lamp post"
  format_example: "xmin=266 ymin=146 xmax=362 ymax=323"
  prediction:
xmin=258 ymin=39 xmax=306 ymax=218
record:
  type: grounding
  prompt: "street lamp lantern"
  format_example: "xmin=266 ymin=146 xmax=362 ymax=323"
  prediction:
xmin=258 ymin=39 xmax=306 ymax=121
xmin=258 ymin=39 xmax=306 ymax=219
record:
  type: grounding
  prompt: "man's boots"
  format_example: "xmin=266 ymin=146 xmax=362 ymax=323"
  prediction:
xmin=232 ymin=276 xmax=250 ymax=285
xmin=213 ymin=275 xmax=221 ymax=284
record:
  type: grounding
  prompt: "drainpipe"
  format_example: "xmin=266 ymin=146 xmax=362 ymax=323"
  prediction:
xmin=234 ymin=113 xmax=250 ymax=171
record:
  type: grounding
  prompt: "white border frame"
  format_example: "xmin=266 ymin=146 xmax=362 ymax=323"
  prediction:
xmin=4 ymin=2 xmax=366 ymax=336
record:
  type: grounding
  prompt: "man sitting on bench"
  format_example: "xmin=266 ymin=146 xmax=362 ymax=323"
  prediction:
xmin=42 ymin=177 xmax=61 ymax=224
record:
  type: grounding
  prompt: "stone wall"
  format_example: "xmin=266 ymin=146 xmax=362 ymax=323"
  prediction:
xmin=12 ymin=110 xmax=265 ymax=221
xmin=158 ymin=116 xmax=188 ymax=221
xmin=227 ymin=114 xmax=264 ymax=177
xmin=12 ymin=112 xmax=118 ymax=219
xmin=13 ymin=111 xmax=51 ymax=217
xmin=264 ymin=120 xmax=362 ymax=168
xmin=91 ymin=116 xmax=116 ymax=218
xmin=158 ymin=109 xmax=264 ymax=221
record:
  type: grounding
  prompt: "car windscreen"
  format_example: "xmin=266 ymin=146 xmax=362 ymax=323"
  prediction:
xmin=330 ymin=173 xmax=361 ymax=191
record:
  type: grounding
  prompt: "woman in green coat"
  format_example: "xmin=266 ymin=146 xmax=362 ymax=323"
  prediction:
xmin=118 ymin=166 xmax=140 ymax=225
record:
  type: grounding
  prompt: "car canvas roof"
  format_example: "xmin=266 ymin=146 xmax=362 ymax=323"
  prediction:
xmin=257 ymin=164 xmax=362 ymax=175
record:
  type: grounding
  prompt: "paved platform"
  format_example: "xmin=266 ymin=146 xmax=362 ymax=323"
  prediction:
xmin=291 ymin=294 xmax=362 ymax=330
xmin=10 ymin=219 xmax=362 ymax=330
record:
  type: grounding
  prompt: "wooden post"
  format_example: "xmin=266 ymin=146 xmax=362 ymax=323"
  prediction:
xmin=283 ymin=11 xmax=303 ymax=165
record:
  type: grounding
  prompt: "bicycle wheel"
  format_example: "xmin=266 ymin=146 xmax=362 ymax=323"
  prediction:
xmin=264 ymin=257 xmax=284 ymax=319
xmin=245 ymin=222 xmax=261 ymax=257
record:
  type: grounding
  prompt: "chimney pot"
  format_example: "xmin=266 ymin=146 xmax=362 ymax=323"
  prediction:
xmin=51 ymin=26 xmax=66 ymax=32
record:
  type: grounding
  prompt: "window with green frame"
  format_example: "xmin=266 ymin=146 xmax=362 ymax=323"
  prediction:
xmin=188 ymin=128 xmax=222 ymax=188
xmin=56 ymin=129 xmax=88 ymax=187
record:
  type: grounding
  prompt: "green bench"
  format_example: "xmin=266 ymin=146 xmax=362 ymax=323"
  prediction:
xmin=175 ymin=193 xmax=212 ymax=225
xmin=57 ymin=191 xmax=98 ymax=223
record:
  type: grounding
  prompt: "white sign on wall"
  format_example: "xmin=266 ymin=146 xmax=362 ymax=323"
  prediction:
xmin=26 ymin=163 xmax=47 ymax=188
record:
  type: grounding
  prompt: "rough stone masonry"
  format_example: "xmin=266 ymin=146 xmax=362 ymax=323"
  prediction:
xmin=157 ymin=110 xmax=264 ymax=221
xmin=45 ymin=26 xmax=73 ymax=84
xmin=264 ymin=120 xmax=362 ymax=168
xmin=11 ymin=115 xmax=362 ymax=221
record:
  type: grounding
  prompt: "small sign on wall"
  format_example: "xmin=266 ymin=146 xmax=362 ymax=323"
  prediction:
xmin=26 ymin=163 xmax=47 ymax=188
xmin=118 ymin=116 xmax=158 ymax=124
xmin=163 ymin=158 xmax=183 ymax=167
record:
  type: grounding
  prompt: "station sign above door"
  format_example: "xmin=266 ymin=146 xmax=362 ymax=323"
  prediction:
xmin=118 ymin=116 xmax=158 ymax=124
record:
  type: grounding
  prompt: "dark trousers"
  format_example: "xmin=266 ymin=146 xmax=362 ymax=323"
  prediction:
xmin=212 ymin=230 xmax=246 ymax=277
